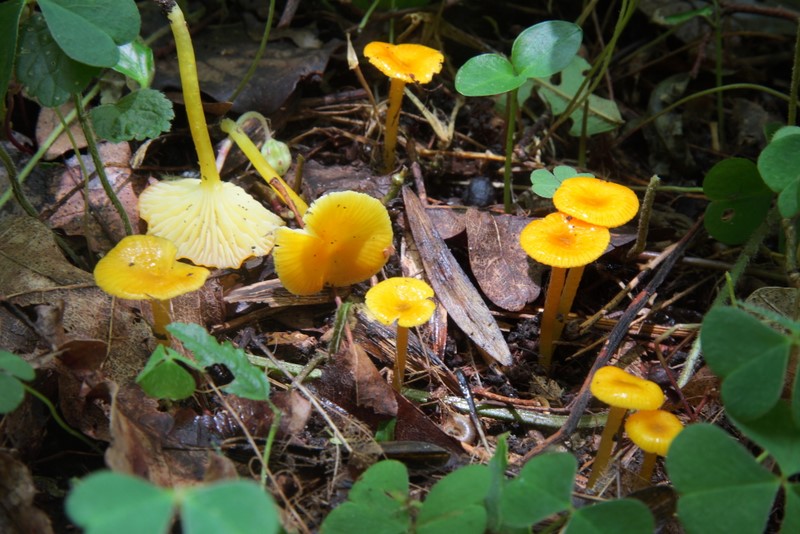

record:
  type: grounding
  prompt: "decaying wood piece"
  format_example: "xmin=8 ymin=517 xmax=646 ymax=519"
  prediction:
xmin=403 ymin=187 xmax=512 ymax=365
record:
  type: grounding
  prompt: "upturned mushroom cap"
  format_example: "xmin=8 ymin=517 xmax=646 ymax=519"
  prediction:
xmin=553 ymin=177 xmax=640 ymax=228
xmin=590 ymin=366 xmax=664 ymax=410
xmin=625 ymin=410 xmax=684 ymax=456
xmin=519 ymin=212 xmax=610 ymax=268
xmin=94 ymin=235 xmax=209 ymax=300
xmin=274 ymin=191 xmax=393 ymax=295
xmin=363 ymin=42 xmax=444 ymax=84
xmin=138 ymin=178 xmax=285 ymax=269
xmin=365 ymin=277 xmax=435 ymax=328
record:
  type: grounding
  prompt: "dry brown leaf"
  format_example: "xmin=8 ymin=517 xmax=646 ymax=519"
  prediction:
xmin=0 ymin=451 xmax=53 ymax=534
xmin=36 ymin=102 xmax=87 ymax=161
xmin=465 ymin=208 xmax=542 ymax=312
xmin=403 ymin=188 xmax=512 ymax=366
xmin=48 ymin=142 xmax=139 ymax=253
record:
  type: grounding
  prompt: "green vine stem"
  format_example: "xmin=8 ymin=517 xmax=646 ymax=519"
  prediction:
xmin=24 ymin=384 xmax=102 ymax=452
xmin=502 ymin=88 xmax=518 ymax=214
xmin=0 ymin=143 xmax=38 ymax=218
xmin=229 ymin=0 xmax=276 ymax=103
xmin=790 ymin=16 xmax=800 ymax=125
xmin=0 ymin=86 xmax=100 ymax=209
xmin=72 ymin=94 xmax=133 ymax=236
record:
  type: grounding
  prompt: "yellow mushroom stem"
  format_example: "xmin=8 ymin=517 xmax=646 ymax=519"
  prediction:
xmin=394 ymin=325 xmax=410 ymax=392
xmin=220 ymin=118 xmax=309 ymax=218
xmin=151 ymin=299 xmax=173 ymax=346
xmin=383 ymin=77 xmax=407 ymax=172
xmin=553 ymin=265 xmax=585 ymax=342
xmin=538 ymin=266 xmax=566 ymax=370
xmin=586 ymin=405 xmax=627 ymax=488
xmin=165 ymin=3 xmax=220 ymax=187
xmin=637 ymin=452 xmax=658 ymax=484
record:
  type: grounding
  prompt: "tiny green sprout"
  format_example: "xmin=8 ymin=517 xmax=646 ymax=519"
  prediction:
xmin=531 ymin=165 xmax=594 ymax=198
xmin=456 ymin=21 xmax=582 ymax=213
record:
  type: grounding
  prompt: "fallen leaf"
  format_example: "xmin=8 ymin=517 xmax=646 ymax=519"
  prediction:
xmin=36 ymin=102 xmax=88 ymax=161
xmin=465 ymin=208 xmax=542 ymax=311
xmin=403 ymin=188 xmax=512 ymax=366
xmin=48 ymin=142 xmax=139 ymax=253
xmin=0 ymin=451 xmax=53 ymax=534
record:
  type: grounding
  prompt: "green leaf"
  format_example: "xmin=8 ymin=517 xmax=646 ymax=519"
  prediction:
xmin=180 ymin=481 xmax=280 ymax=534
xmin=455 ymin=54 xmax=523 ymax=97
xmin=534 ymin=56 xmax=624 ymax=136
xmin=136 ymin=345 xmax=198 ymax=400
xmin=758 ymin=133 xmax=800 ymax=217
xmin=564 ymin=499 xmax=654 ymax=534
xmin=729 ymin=401 xmax=800 ymax=476
xmin=667 ymin=424 xmax=780 ymax=534
xmin=0 ymin=0 xmax=25 ymax=121
xmin=90 ymin=88 xmax=174 ymax=142
xmin=0 ymin=351 xmax=35 ymax=414
xmin=320 ymin=460 xmax=411 ymax=534
xmin=531 ymin=165 xmax=594 ymax=198
xmin=38 ymin=0 xmax=140 ymax=67
xmin=484 ymin=433 xmax=509 ymax=532
xmin=700 ymin=306 xmax=791 ymax=420
xmin=784 ymin=483 xmax=800 ymax=534
xmin=499 ymin=452 xmax=576 ymax=528
xmin=512 ymin=21 xmax=582 ymax=79
xmin=113 ymin=40 xmax=155 ymax=88
xmin=771 ymin=125 xmax=800 ymax=142
xmin=417 ymin=464 xmax=490 ymax=534
xmin=168 ymin=323 xmax=270 ymax=401
xmin=702 ymin=158 xmax=772 ymax=245
xmin=65 ymin=471 xmax=176 ymax=534
xmin=16 ymin=13 xmax=99 ymax=107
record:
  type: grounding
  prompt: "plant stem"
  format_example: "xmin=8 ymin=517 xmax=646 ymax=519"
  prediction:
xmin=554 ymin=265 xmax=585 ymax=343
xmin=230 ymin=0 xmax=276 ymax=103
xmin=72 ymin=94 xmax=133 ymax=236
xmin=165 ymin=2 xmax=220 ymax=185
xmin=24 ymin=384 xmax=102 ymax=452
xmin=637 ymin=452 xmax=657 ymax=484
xmin=151 ymin=299 xmax=172 ymax=346
xmin=0 ymin=143 xmax=38 ymax=218
xmin=789 ymin=16 xmax=800 ymax=125
xmin=712 ymin=0 xmax=725 ymax=146
xmin=383 ymin=77 xmax=406 ymax=172
xmin=503 ymin=88 xmax=518 ymax=214
xmin=627 ymin=175 xmax=660 ymax=259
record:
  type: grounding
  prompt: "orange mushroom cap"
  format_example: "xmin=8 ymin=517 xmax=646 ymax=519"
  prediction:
xmin=519 ymin=212 xmax=610 ymax=268
xmin=553 ymin=177 xmax=640 ymax=228
xmin=93 ymin=235 xmax=209 ymax=300
xmin=625 ymin=410 xmax=685 ymax=456
xmin=590 ymin=366 xmax=665 ymax=411
xmin=363 ymin=42 xmax=444 ymax=84
xmin=139 ymin=178 xmax=285 ymax=269
xmin=273 ymin=191 xmax=393 ymax=295
xmin=365 ymin=277 xmax=435 ymax=328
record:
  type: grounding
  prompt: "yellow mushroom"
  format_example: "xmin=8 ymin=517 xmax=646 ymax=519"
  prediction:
xmin=138 ymin=1 xmax=284 ymax=269
xmin=519 ymin=212 xmax=610 ymax=370
xmin=625 ymin=409 xmax=684 ymax=485
xmin=273 ymin=191 xmax=393 ymax=295
xmin=365 ymin=277 xmax=435 ymax=391
xmin=587 ymin=366 xmax=665 ymax=488
xmin=553 ymin=177 xmax=640 ymax=228
xmin=93 ymin=235 xmax=209 ymax=345
xmin=363 ymin=42 xmax=443 ymax=172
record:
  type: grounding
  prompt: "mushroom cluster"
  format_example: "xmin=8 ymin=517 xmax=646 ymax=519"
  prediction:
xmin=519 ymin=177 xmax=640 ymax=370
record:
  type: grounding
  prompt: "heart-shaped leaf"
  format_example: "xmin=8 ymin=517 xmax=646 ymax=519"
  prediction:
xmin=455 ymin=53 xmax=523 ymax=97
xmin=564 ymin=499 xmax=654 ymax=534
xmin=703 ymin=158 xmax=772 ymax=245
xmin=729 ymin=401 xmax=800 ymax=476
xmin=700 ymin=306 xmax=791 ymax=420
xmin=91 ymin=88 xmax=174 ymax=142
xmin=181 ymin=481 xmax=280 ymax=534
xmin=512 ymin=20 xmax=583 ymax=79
xmin=758 ymin=132 xmax=800 ymax=217
xmin=667 ymin=424 xmax=780 ymax=534
xmin=499 ymin=452 xmax=576 ymax=527
xmin=136 ymin=345 xmax=198 ymax=400
xmin=417 ymin=464 xmax=491 ymax=534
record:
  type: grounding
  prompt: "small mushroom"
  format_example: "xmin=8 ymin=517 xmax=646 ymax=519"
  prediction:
xmin=273 ymin=191 xmax=393 ymax=295
xmin=365 ymin=277 xmax=435 ymax=391
xmin=138 ymin=1 xmax=284 ymax=269
xmin=519 ymin=212 xmax=610 ymax=370
xmin=93 ymin=235 xmax=209 ymax=345
xmin=625 ymin=409 xmax=684 ymax=485
xmin=587 ymin=366 xmax=665 ymax=488
xmin=363 ymin=42 xmax=444 ymax=172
